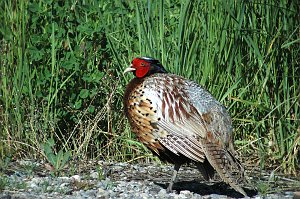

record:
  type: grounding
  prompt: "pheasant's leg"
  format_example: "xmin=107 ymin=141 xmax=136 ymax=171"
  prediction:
xmin=166 ymin=163 xmax=181 ymax=192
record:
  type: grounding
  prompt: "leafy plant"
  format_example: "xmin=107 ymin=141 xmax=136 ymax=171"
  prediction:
xmin=20 ymin=161 xmax=39 ymax=176
xmin=42 ymin=138 xmax=71 ymax=176
xmin=0 ymin=157 xmax=11 ymax=173
xmin=0 ymin=175 xmax=8 ymax=191
xmin=0 ymin=0 xmax=299 ymax=175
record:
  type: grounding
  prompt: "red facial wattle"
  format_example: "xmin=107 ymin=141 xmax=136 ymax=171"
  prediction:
xmin=135 ymin=66 xmax=150 ymax=78
xmin=132 ymin=58 xmax=150 ymax=78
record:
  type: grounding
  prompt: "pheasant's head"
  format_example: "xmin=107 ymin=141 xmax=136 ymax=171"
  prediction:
xmin=123 ymin=57 xmax=167 ymax=78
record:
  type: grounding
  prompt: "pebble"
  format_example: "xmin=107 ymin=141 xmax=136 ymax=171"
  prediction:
xmin=90 ymin=171 xmax=99 ymax=179
xmin=71 ymin=175 xmax=81 ymax=182
xmin=0 ymin=161 xmax=298 ymax=199
xmin=60 ymin=182 xmax=68 ymax=188
xmin=158 ymin=189 xmax=167 ymax=195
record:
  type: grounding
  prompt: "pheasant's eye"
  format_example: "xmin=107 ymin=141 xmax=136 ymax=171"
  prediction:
xmin=141 ymin=62 xmax=145 ymax=66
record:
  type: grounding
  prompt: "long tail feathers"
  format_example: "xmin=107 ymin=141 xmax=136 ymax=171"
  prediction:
xmin=202 ymin=140 xmax=247 ymax=196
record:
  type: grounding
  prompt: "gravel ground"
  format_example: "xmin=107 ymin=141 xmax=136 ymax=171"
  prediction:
xmin=0 ymin=159 xmax=299 ymax=199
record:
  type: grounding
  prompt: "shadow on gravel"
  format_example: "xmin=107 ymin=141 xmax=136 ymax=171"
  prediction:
xmin=155 ymin=180 xmax=257 ymax=198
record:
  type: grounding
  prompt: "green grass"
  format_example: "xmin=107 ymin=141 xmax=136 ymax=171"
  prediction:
xmin=0 ymin=0 xmax=299 ymax=175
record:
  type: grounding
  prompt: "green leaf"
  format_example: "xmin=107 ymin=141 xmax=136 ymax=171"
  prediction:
xmin=47 ymin=153 xmax=57 ymax=167
xmin=74 ymin=99 xmax=82 ymax=109
xmin=47 ymin=138 xmax=55 ymax=147
xmin=79 ymin=89 xmax=89 ymax=99
xmin=61 ymin=151 xmax=71 ymax=168
xmin=88 ymin=105 xmax=95 ymax=113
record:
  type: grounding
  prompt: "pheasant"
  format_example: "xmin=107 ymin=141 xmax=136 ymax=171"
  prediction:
xmin=123 ymin=57 xmax=247 ymax=196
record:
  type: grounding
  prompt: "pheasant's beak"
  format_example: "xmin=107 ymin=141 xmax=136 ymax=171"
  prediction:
xmin=123 ymin=65 xmax=136 ymax=74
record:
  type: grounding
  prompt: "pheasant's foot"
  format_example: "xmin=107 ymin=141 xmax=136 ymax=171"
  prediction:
xmin=166 ymin=182 xmax=173 ymax=193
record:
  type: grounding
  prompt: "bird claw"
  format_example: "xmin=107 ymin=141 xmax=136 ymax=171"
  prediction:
xmin=166 ymin=181 xmax=174 ymax=193
xmin=166 ymin=185 xmax=173 ymax=193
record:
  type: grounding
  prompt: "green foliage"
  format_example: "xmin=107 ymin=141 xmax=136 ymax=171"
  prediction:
xmin=0 ymin=0 xmax=299 ymax=174
xmin=0 ymin=175 xmax=8 ymax=191
xmin=42 ymin=138 xmax=71 ymax=176
xmin=0 ymin=157 xmax=11 ymax=173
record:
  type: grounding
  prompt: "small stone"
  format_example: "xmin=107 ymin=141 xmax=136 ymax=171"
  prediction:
xmin=96 ymin=188 xmax=108 ymax=198
xmin=206 ymin=194 xmax=227 ymax=199
xmin=60 ymin=182 xmax=68 ymax=188
xmin=180 ymin=190 xmax=191 ymax=195
xmin=29 ymin=183 xmax=38 ymax=189
xmin=30 ymin=177 xmax=41 ymax=184
xmin=158 ymin=189 xmax=167 ymax=195
xmin=58 ymin=176 xmax=70 ymax=182
xmin=140 ymin=192 xmax=148 ymax=199
xmin=90 ymin=171 xmax=99 ymax=179
xmin=98 ymin=188 xmax=105 ymax=192
xmin=71 ymin=175 xmax=81 ymax=182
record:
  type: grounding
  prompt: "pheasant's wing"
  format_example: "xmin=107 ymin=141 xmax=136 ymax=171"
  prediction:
xmin=140 ymin=76 xmax=210 ymax=163
xmin=125 ymin=77 xmax=206 ymax=162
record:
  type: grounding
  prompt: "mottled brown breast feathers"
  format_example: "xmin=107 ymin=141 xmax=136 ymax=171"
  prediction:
xmin=124 ymin=77 xmax=164 ymax=154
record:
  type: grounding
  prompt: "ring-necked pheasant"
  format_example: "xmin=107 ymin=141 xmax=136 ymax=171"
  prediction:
xmin=123 ymin=57 xmax=247 ymax=196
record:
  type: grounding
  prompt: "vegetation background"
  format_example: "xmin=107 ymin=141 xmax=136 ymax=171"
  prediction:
xmin=0 ymin=0 xmax=299 ymax=176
